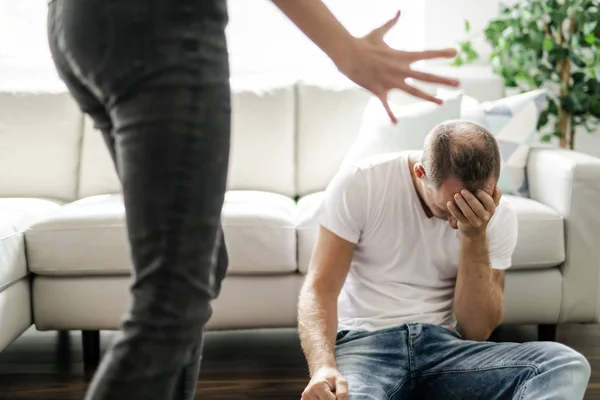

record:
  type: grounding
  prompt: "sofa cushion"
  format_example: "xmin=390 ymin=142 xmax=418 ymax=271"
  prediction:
xmin=78 ymin=83 xmax=297 ymax=198
xmin=296 ymin=69 xmax=507 ymax=197
xmin=0 ymin=198 xmax=61 ymax=290
xmin=0 ymin=91 xmax=82 ymax=201
xmin=508 ymin=196 xmax=565 ymax=269
xmin=26 ymin=191 xmax=297 ymax=276
xmin=296 ymin=193 xmax=564 ymax=275
xmin=222 ymin=191 xmax=297 ymax=274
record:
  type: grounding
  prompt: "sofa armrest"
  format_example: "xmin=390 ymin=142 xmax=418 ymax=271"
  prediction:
xmin=527 ymin=148 xmax=600 ymax=323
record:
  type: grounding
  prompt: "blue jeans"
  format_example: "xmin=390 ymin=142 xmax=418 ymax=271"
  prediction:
xmin=335 ymin=324 xmax=590 ymax=399
xmin=47 ymin=0 xmax=230 ymax=399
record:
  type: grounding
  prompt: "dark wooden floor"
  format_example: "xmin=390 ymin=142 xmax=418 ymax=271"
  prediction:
xmin=0 ymin=324 xmax=599 ymax=399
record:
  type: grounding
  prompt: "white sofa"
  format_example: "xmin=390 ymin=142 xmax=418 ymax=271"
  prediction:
xmin=1 ymin=69 xmax=600 ymax=368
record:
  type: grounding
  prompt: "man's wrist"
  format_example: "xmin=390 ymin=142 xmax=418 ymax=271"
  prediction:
xmin=309 ymin=359 xmax=337 ymax=376
xmin=460 ymin=232 xmax=488 ymax=245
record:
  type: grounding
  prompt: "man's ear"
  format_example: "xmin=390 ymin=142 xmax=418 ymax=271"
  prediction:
xmin=414 ymin=163 xmax=426 ymax=180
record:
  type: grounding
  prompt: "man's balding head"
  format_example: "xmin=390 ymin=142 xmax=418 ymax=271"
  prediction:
xmin=421 ymin=120 xmax=501 ymax=192
xmin=411 ymin=120 xmax=501 ymax=222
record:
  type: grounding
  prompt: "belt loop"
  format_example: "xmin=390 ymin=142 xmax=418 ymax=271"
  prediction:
xmin=407 ymin=323 xmax=424 ymax=339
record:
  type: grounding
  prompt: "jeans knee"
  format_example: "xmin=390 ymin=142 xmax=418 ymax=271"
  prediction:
xmin=567 ymin=349 xmax=591 ymax=384
xmin=540 ymin=342 xmax=590 ymax=384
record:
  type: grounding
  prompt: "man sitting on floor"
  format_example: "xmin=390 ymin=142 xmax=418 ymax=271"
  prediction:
xmin=298 ymin=120 xmax=590 ymax=400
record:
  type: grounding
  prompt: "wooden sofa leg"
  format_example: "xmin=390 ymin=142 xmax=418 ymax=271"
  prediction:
xmin=538 ymin=324 xmax=557 ymax=341
xmin=82 ymin=330 xmax=101 ymax=372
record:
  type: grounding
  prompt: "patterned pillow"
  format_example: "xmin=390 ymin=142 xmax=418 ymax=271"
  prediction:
xmin=341 ymin=91 xmax=463 ymax=168
xmin=454 ymin=89 xmax=548 ymax=196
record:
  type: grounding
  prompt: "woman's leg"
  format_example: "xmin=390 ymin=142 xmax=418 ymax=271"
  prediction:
xmin=48 ymin=1 xmax=231 ymax=399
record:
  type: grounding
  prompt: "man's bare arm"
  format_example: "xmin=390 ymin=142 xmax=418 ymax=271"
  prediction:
xmin=448 ymin=188 xmax=506 ymax=341
xmin=298 ymin=225 xmax=355 ymax=375
xmin=453 ymin=235 xmax=504 ymax=341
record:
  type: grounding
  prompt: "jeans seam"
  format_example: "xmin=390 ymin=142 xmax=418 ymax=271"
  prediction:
xmin=517 ymin=367 xmax=540 ymax=400
xmin=387 ymin=377 xmax=409 ymax=400
xmin=518 ymin=380 xmax=527 ymax=400
xmin=420 ymin=363 xmax=539 ymax=376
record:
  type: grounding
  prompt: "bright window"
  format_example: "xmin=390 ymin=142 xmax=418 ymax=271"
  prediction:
xmin=0 ymin=0 xmax=426 ymax=84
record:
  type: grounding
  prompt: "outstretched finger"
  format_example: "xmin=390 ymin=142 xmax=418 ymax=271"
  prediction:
xmin=378 ymin=94 xmax=398 ymax=124
xmin=405 ymin=48 xmax=458 ymax=62
xmin=407 ymin=69 xmax=459 ymax=87
xmin=370 ymin=11 xmax=401 ymax=40
xmin=398 ymin=82 xmax=442 ymax=104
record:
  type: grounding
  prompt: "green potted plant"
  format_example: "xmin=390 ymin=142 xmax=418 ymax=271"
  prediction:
xmin=453 ymin=0 xmax=600 ymax=149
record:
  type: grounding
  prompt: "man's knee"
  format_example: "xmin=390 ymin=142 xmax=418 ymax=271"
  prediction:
xmin=536 ymin=342 xmax=590 ymax=384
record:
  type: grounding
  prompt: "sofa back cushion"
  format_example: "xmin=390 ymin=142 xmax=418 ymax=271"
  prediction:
xmin=77 ymin=82 xmax=297 ymax=198
xmin=0 ymin=91 xmax=82 ymax=201
xmin=296 ymin=84 xmax=371 ymax=197
xmin=295 ymin=67 xmax=505 ymax=197
xmin=78 ymin=116 xmax=120 ymax=198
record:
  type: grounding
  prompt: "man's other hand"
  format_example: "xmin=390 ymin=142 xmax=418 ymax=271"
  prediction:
xmin=447 ymin=187 xmax=502 ymax=238
xmin=301 ymin=366 xmax=349 ymax=400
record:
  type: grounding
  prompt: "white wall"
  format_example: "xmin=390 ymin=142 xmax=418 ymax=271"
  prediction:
xmin=575 ymin=128 xmax=600 ymax=158
xmin=424 ymin=0 xmax=501 ymax=59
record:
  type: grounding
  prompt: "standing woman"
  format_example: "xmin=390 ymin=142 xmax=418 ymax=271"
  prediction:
xmin=46 ymin=1 xmax=459 ymax=399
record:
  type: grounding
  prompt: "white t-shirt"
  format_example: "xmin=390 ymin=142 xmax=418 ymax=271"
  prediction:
xmin=319 ymin=152 xmax=518 ymax=332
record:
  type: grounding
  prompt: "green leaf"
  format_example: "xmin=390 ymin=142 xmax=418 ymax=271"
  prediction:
xmin=591 ymin=99 xmax=600 ymax=118
xmin=450 ymin=56 xmax=464 ymax=67
xmin=585 ymin=34 xmax=596 ymax=45
xmin=550 ymin=9 xmax=568 ymax=26
xmin=570 ymin=51 xmax=587 ymax=68
xmin=560 ymin=95 xmax=574 ymax=113
xmin=465 ymin=20 xmax=471 ymax=33
xmin=540 ymin=134 xmax=554 ymax=143
xmin=583 ymin=21 xmax=597 ymax=35
xmin=573 ymin=72 xmax=586 ymax=83
xmin=547 ymin=98 xmax=559 ymax=115
xmin=544 ymin=38 xmax=554 ymax=52
xmin=537 ymin=109 xmax=550 ymax=130
xmin=529 ymin=32 xmax=545 ymax=52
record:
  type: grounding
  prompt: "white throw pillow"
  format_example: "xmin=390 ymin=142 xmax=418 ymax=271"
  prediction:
xmin=341 ymin=91 xmax=463 ymax=168
xmin=448 ymin=88 xmax=548 ymax=195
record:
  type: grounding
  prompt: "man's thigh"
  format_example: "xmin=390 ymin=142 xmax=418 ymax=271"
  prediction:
xmin=334 ymin=327 xmax=412 ymax=400
xmin=412 ymin=324 xmax=589 ymax=400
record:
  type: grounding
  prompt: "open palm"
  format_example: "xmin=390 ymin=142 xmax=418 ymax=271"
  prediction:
xmin=337 ymin=11 xmax=459 ymax=123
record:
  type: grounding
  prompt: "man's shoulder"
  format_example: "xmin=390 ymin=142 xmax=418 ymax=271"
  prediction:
xmin=489 ymin=196 xmax=519 ymax=230
xmin=348 ymin=151 xmax=410 ymax=179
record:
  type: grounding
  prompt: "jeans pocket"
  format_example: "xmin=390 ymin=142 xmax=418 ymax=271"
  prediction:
xmin=336 ymin=330 xmax=350 ymax=343
xmin=51 ymin=0 xmax=115 ymax=79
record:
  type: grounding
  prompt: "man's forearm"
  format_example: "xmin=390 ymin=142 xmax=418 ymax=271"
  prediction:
xmin=272 ymin=0 xmax=355 ymax=68
xmin=298 ymin=279 xmax=339 ymax=375
xmin=453 ymin=234 xmax=504 ymax=341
